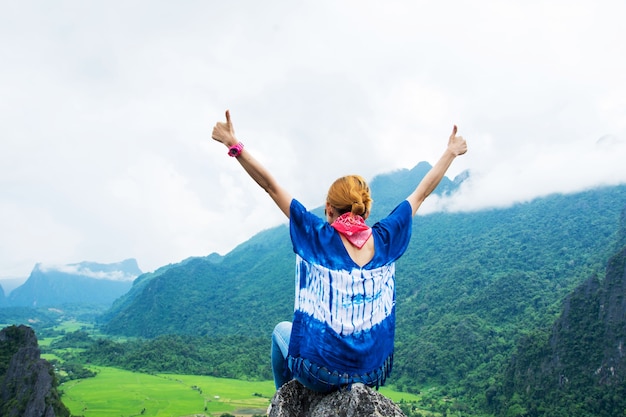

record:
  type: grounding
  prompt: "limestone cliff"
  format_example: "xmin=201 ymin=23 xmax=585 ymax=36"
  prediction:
xmin=0 ymin=325 xmax=69 ymax=417
xmin=497 ymin=245 xmax=626 ymax=416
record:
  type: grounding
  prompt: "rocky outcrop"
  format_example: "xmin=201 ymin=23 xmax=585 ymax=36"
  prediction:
xmin=548 ymin=244 xmax=626 ymax=387
xmin=0 ymin=325 xmax=69 ymax=417
xmin=267 ymin=380 xmax=406 ymax=417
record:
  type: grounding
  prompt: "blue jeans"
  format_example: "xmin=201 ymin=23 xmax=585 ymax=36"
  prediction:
xmin=271 ymin=321 xmax=348 ymax=393
xmin=271 ymin=321 xmax=293 ymax=389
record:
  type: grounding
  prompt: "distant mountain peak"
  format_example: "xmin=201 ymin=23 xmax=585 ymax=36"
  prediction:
xmin=6 ymin=259 xmax=140 ymax=308
xmin=35 ymin=258 xmax=141 ymax=282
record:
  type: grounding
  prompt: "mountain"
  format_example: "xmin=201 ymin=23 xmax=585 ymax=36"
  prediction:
xmin=101 ymin=228 xmax=294 ymax=337
xmin=0 ymin=285 xmax=4 ymax=307
xmin=6 ymin=259 xmax=141 ymax=309
xmin=99 ymin=253 xmax=226 ymax=329
xmin=0 ymin=325 xmax=70 ymax=416
xmin=98 ymin=164 xmax=626 ymax=407
xmin=366 ymin=161 xmax=459 ymax=220
xmin=495 ymin=240 xmax=626 ymax=417
xmin=0 ymin=277 xmax=28 ymax=296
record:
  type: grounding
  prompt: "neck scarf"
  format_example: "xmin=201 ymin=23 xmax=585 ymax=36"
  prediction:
xmin=331 ymin=212 xmax=372 ymax=249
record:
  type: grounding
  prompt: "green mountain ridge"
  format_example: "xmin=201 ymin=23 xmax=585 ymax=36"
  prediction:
xmin=101 ymin=225 xmax=294 ymax=338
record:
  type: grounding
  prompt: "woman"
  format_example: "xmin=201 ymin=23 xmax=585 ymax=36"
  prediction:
xmin=211 ymin=110 xmax=467 ymax=392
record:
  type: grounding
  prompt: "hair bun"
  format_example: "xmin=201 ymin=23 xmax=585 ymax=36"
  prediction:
xmin=327 ymin=175 xmax=373 ymax=217
xmin=351 ymin=200 xmax=366 ymax=216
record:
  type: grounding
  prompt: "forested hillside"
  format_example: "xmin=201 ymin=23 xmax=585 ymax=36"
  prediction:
xmin=98 ymin=163 xmax=626 ymax=414
xmin=101 ymin=226 xmax=294 ymax=337
xmin=494 ymin=243 xmax=626 ymax=417
xmin=390 ymin=187 xmax=626 ymax=411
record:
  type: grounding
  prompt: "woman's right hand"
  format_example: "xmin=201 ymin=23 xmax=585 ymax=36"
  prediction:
xmin=212 ymin=110 xmax=237 ymax=147
xmin=448 ymin=125 xmax=468 ymax=157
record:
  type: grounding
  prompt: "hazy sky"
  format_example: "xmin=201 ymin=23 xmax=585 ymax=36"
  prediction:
xmin=1 ymin=1 xmax=625 ymax=280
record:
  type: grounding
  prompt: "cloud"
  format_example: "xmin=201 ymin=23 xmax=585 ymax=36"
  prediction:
xmin=0 ymin=202 xmax=83 ymax=278
xmin=1 ymin=0 xmax=625 ymax=278
xmin=424 ymin=134 xmax=626 ymax=213
xmin=37 ymin=263 xmax=138 ymax=282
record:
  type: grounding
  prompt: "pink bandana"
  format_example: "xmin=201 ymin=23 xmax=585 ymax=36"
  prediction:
xmin=331 ymin=212 xmax=372 ymax=249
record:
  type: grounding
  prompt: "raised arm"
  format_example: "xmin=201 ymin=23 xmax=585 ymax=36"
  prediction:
xmin=211 ymin=110 xmax=292 ymax=218
xmin=406 ymin=125 xmax=467 ymax=215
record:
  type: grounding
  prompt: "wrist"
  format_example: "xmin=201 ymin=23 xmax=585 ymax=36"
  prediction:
xmin=227 ymin=142 xmax=244 ymax=157
xmin=444 ymin=147 xmax=458 ymax=158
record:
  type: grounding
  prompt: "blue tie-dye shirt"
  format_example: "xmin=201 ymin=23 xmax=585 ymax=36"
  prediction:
xmin=287 ymin=199 xmax=412 ymax=385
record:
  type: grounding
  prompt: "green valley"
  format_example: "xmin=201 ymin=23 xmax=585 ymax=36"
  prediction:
xmin=59 ymin=366 xmax=425 ymax=417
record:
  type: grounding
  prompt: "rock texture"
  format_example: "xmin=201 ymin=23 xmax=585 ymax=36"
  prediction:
xmin=0 ymin=325 xmax=69 ymax=417
xmin=268 ymin=380 xmax=407 ymax=417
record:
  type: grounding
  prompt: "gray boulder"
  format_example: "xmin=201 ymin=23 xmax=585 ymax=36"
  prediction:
xmin=268 ymin=380 xmax=407 ymax=417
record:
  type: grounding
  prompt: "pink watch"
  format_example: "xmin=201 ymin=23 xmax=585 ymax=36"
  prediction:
xmin=227 ymin=142 xmax=244 ymax=157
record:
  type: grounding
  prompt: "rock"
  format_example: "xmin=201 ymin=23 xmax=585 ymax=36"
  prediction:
xmin=267 ymin=380 xmax=407 ymax=417
xmin=0 ymin=325 xmax=70 ymax=417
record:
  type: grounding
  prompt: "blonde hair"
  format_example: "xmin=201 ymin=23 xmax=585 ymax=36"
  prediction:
xmin=326 ymin=175 xmax=372 ymax=217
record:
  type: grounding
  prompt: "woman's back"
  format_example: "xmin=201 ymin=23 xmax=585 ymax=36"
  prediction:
xmin=339 ymin=234 xmax=375 ymax=267
xmin=285 ymin=198 xmax=414 ymax=389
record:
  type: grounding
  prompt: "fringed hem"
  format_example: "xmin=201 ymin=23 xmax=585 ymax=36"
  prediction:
xmin=288 ymin=354 xmax=393 ymax=391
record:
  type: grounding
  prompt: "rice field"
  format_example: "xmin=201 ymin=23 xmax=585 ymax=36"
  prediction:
xmin=61 ymin=366 xmax=274 ymax=417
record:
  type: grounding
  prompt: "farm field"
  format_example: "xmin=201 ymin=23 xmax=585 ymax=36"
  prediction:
xmin=60 ymin=366 xmax=423 ymax=417
xmin=61 ymin=366 xmax=274 ymax=417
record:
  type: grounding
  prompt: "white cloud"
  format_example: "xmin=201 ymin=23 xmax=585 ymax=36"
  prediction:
xmin=1 ymin=0 xmax=625 ymax=278
xmin=38 ymin=263 xmax=138 ymax=282
xmin=424 ymin=135 xmax=626 ymax=213
xmin=0 ymin=202 xmax=83 ymax=277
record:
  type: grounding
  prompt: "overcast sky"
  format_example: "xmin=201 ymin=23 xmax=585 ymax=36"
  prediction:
xmin=1 ymin=1 xmax=625 ymax=280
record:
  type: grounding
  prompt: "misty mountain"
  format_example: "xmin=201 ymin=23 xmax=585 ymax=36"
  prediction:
xmin=0 ymin=278 xmax=27 ymax=296
xmin=6 ymin=259 xmax=141 ymax=308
